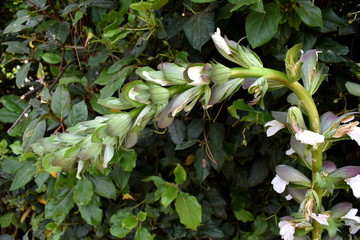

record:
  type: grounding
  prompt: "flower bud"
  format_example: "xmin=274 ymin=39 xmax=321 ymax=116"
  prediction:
xmin=106 ymin=113 xmax=132 ymax=139
xmin=121 ymin=80 xmax=151 ymax=107
xmin=149 ymin=84 xmax=170 ymax=105
xmin=157 ymin=63 xmax=187 ymax=85
xmin=248 ymin=76 xmax=268 ymax=108
xmin=301 ymin=50 xmax=326 ymax=95
xmin=210 ymin=62 xmax=231 ymax=84
xmin=136 ymin=67 xmax=172 ymax=86
xmin=285 ymin=44 xmax=303 ymax=82
xmin=184 ymin=63 xmax=211 ymax=86
xmin=206 ymin=78 xmax=244 ymax=108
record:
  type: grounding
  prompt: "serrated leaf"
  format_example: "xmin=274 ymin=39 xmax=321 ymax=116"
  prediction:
xmin=9 ymin=163 xmax=36 ymax=191
xmin=174 ymin=164 xmax=186 ymax=185
xmin=22 ymin=119 xmax=46 ymax=152
xmin=296 ymin=0 xmax=323 ymax=27
xmin=78 ymin=195 xmax=103 ymax=226
xmin=89 ymin=175 xmax=116 ymax=200
xmin=234 ymin=209 xmax=255 ymax=222
xmin=175 ymin=193 xmax=202 ymax=230
xmin=183 ymin=13 xmax=215 ymax=51
xmin=16 ymin=62 xmax=31 ymax=88
xmin=45 ymin=188 xmax=75 ymax=219
xmin=245 ymin=3 xmax=282 ymax=48
xmin=51 ymin=85 xmax=71 ymax=119
xmin=73 ymin=176 xmax=94 ymax=205
xmin=64 ymin=101 xmax=88 ymax=127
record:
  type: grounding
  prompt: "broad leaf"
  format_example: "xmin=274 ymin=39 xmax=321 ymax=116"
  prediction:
xmin=245 ymin=3 xmax=282 ymax=48
xmin=73 ymin=176 xmax=94 ymax=205
xmin=9 ymin=163 xmax=36 ymax=191
xmin=22 ymin=118 xmax=46 ymax=152
xmin=90 ymin=175 xmax=116 ymax=200
xmin=234 ymin=209 xmax=255 ymax=222
xmin=40 ymin=52 xmax=61 ymax=64
xmin=119 ymin=150 xmax=137 ymax=172
xmin=46 ymin=21 xmax=70 ymax=43
xmin=78 ymin=195 xmax=103 ymax=226
xmin=169 ymin=119 xmax=186 ymax=145
xmin=135 ymin=226 xmax=154 ymax=240
xmin=51 ymin=85 xmax=71 ymax=120
xmin=183 ymin=13 xmax=215 ymax=51
xmin=345 ymin=82 xmax=360 ymax=97
xmin=161 ymin=184 xmax=178 ymax=207
xmin=45 ymin=188 xmax=75 ymax=219
xmin=16 ymin=62 xmax=31 ymax=88
xmin=64 ymin=101 xmax=88 ymax=127
xmin=2 ymin=41 xmax=29 ymax=54
xmin=296 ymin=0 xmax=323 ymax=27
xmin=175 ymin=193 xmax=202 ymax=230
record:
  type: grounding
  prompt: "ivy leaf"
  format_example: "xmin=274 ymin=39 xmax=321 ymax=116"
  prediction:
xmin=51 ymin=85 xmax=71 ymax=120
xmin=45 ymin=188 xmax=75 ymax=219
xmin=175 ymin=193 xmax=202 ymax=230
xmin=135 ymin=226 xmax=154 ymax=240
xmin=16 ymin=63 xmax=31 ymax=88
xmin=78 ymin=195 xmax=103 ymax=226
xmin=183 ymin=13 xmax=215 ymax=51
xmin=296 ymin=0 xmax=323 ymax=27
xmin=89 ymin=175 xmax=116 ymax=200
xmin=73 ymin=176 xmax=94 ymax=206
xmin=9 ymin=162 xmax=36 ymax=191
xmin=245 ymin=3 xmax=282 ymax=48
xmin=174 ymin=164 xmax=186 ymax=185
xmin=64 ymin=101 xmax=88 ymax=127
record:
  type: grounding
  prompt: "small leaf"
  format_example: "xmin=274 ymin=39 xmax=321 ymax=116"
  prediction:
xmin=175 ymin=193 xmax=202 ymax=230
xmin=41 ymin=52 xmax=61 ymax=64
xmin=16 ymin=62 xmax=31 ymax=88
xmin=73 ymin=176 xmax=94 ymax=205
xmin=78 ymin=195 xmax=103 ymax=226
xmin=296 ymin=0 xmax=323 ymax=27
xmin=51 ymin=85 xmax=71 ymax=119
xmin=345 ymin=82 xmax=360 ymax=97
xmin=161 ymin=184 xmax=178 ymax=207
xmin=46 ymin=21 xmax=70 ymax=43
xmin=245 ymin=3 xmax=282 ymax=48
xmin=9 ymin=163 xmax=36 ymax=191
xmin=183 ymin=13 xmax=215 ymax=51
xmin=234 ymin=209 xmax=255 ymax=222
xmin=119 ymin=150 xmax=137 ymax=172
xmin=137 ymin=211 xmax=147 ymax=222
xmin=122 ymin=216 xmax=138 ymax=229
xmin=135 ymin=226 xmax=154 ymax=240
xmin=174 ymin=164 xmax=186 ymax=185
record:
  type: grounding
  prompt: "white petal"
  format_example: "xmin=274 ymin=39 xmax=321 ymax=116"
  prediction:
xmin=311 ymin=213 xmax=329 ymax=225
xmin=187 ymin=66 xmax=205 ymax=86
xmin=264 ymin=120 xmax=285 ymax=137
xmin=271 ymin=175 xmax=289 ymax=193
xmin=211 ymin=28 xmax=232 ymax=55
xmin=285 ymin=194 xmax=293 ymax=200
xmin=76 ymin=160 xmax=84 ymax=179
xmin=295 ymin=130 xmax=324 ymax=145
xmin=278 ymin=220 xmax=295 ymax=240
xmin=103 ymin=144 xmax=114 ymax=168
xmin=342 ymin=208 xmax=360 ymax=222
xmin=345 ymin=174 xmax=360 ymax=198
xmin=285 ymin=147 xmax=295 ymax=156
xmin=348 ymin=127 xmax=360 ymax=146
xmin=142 ymin=71 xmax=169 ymax=86
xmin=345 ymin=220 xmax=360 ymax=234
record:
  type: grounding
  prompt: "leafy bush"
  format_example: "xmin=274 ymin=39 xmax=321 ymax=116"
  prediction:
xmin=0 ymin=0 xmax=359 ymax=239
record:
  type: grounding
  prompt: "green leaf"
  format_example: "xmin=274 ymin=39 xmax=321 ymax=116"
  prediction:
xmin=45 ymin=188 xmax=75 ymax=219
xmin=0 ymin=108 xmax=20 ymax=123
xmin=90 ymin=175 xmax=116 ymax=200
xmin=2 ymin=159 xmax=25 ymax=174
xmin=316 ymin=37 xmax=349 ymax=63
xmin=110 ymin=226 xmax=132 ymax=238
xmin=234 ymin=209 xmax=255 ymax=222
xmin=345 ymin=82 xmax=360 ymax=97
xmin=2 ymin=41 xmax=29 ymax=54
xmin=122 ymin=216 xmax=138 ymax=229
xmin=59 ymin=76 xmax=87 ymax=86
xmin=111 ymin=163 xmax=131 ymax=191
xmin=0 ymin=95 xmax=27 ymax=113
xmin=175 ymin=193 xmax=202 ymax=230
xmin=137 ymin=211 xmax=147 ymax=222
xmin=169 ymin=119 xmax=186 ymax=145
xmin=253 ymin=216 xmax=268 ymax=235
xmin=174 ymin=164 xmax=186 ymax=185
xmin=16 ymin=62 xmax=31 ymax=88
xmin=73 ymin=176 xmax=94 ymax=205
xmin=321 ymin=9 xmax=346 ymax=33
xmin=64 ymin=101 xmax=88 ymax=127
xmin=51 ymin=85 xmax=71 ymax=119
xmin=296 ymin=0 xmax=323 ymax=27
xmin=9 ymin=163 xmax=36 ymax=191
xmin=135 ymin=226 xmax=154 ymax=240
xmin=0 ymin=213 xmax=14 ymax=228
xmin=183 ymin=13 xmax=215 ymax=51
xmin=22 ymin=119 xmax=46 ymax=153
xmin=161 ymin=184 xmax=178 ymax=207
xmin=119 ymin=150 xmax=137 ymax=172
xmin=228 ymin=0 xmax=259 ymax=12
xmin=40 ymin=52 xmax=61 ymax=64
xmin=46 ymin=21 xmax=70 ymax=43
xmin=191 ymin=0 xmax=216 ymax=2
xmin=35 ymin=172 xmax=50 ymax=192
xmin=98 ymin=67 xmax=133 ymax=99
xmin=78 ymin=195 xmax=103 ymax=226
xmin=245 ymin=3 xmax=282 ymax=48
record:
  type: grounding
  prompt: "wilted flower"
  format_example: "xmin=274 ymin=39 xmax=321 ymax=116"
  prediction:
xmin=264 ymin=120 xmax=285 ymax=137
xmin=310 ymin=213 xmax=329 ymax=225
xmin=271 ymin=174 xmax=289 ymax=193
xmin=295 ymin=130 xmax=325 ymax=146
xmin=345 ymin=174 xmax=360 ymax=198
xmin=279 ymin=218 xmax=296 ymax=240
xmin=211 ymin=28 xmax=231 ymax=55
xmin=341 ymin=208 xmax=360 ymax=234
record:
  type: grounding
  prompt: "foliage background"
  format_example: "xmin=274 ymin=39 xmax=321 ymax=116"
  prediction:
xmin=0 ymin=0 xmax=359 ymax=239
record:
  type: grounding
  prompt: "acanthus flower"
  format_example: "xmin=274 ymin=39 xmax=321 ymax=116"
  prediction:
xmin=345 ymin=174 xmax=360 ymax=198
xmin=279 ymin=218 xmax=296 ymax=240
xmin=341 ymin=208 xmax=360 ymax=234
xmin=264 ymin=120 xmax=285 ymax=137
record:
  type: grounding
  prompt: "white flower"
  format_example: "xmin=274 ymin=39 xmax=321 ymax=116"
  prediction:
xmin=345 ymin=174 xmax=360 ymax=198
xmin=285 ymin=147 xmax=295 ymax=156
xmin=295 ymin=130 xmax=324 ymax=146
xmin=310 ymin=213 xmax=329 ymax=225
xmin=102 ymin=144 xmax=114 ymax=168
xmin=342 ymin=209 xmax=360 ymax=234
xmin=29 ymin=86 xmax=34 ymax=91
xmin=264 ymin=120 xmax=285 ymax=137
xmin=211 ymin=28 xmax=231 ymax=55
xmin=271 ymin=175 xmax=289 ymax=193
xmin=348 ymin=126 xmax=360 ymax=146
xmin=279 ymin=219 xmax=295 ymax=240
xmin=187 ymin=66 xmax=208 ymax=86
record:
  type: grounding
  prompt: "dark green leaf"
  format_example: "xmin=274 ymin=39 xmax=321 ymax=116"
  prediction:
xmin=316 ymin=37 xmax=349 ymax=63
xmin=194 ymin=148 xmax=210 ymax=182
xmin=234 ymin=209 xmax=255 ymax=222
xmin=296 ymin=0 xmax=323 ymax=27
xmin=0 ymin=95 xmax=27 ymax=113
xmin=35 ymin=172 xmax=50 ymax=191
xmin=46 ymin=21 xmax=70 ymax=43
xmin=78 ymin=195 xmax=103 ymax=226
xmin=74 ymin=176 xmax=94 ymax=205
xmin=245 ymin=3 xmax=282 ymax=48
xmin=0 ymin=108 xmax=19 ymax=123
xmin=2 ymin=41 xmax=29 ymax=54
xmin=248 ymin=160 xmax=268 ymax=187
xmin=135 ymin=226 xmax=154 ymax=240
xmin=64 ymin=101 xmax=88 ymax=127
xmin=59 ymin=76 xmax=87 ymax=86
xmin=187 ymin=119 xmax=204 ymax=139
xmin=51 ymin=85 xmax=71 ymax=119
xmin=228 ymin=0 xmax=259 ymax=12
xmin=99 ymin=67 xmax=133 ymax=99
xmin=110 ymin=163 xmax=130 ymax=191
xmin=16 ymin=63 xmax=31 ymax=88
xmin=253 ymin=216 xmax=268 ymax=236
xmin=175 ymin=193 xmax=202 ymax=230
xmin=90 ymin=175 xmax=116 ymax=200
xmin=169 ymin=119 xmax=186 ymax=145
xmin=9 ymin=163 xmax=35 ymax=190
xmin=321 ymin=9 xmax=346 ymax=33
xmin=2 ymin=159 xmax=25 ymax=174
xmin=45 ymin=188 xmax=75 ymax=219
xmin=183 ymin=13 xmax=215 ymax=51
xmin=119 ymin=150 xmax=137 ymax=172
xmin=22 ymin=119 xmax=46 ymax=152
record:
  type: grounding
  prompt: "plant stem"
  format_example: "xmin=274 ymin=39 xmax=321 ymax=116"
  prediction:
xmin=230 ymin=67 xmax=323 ymax=239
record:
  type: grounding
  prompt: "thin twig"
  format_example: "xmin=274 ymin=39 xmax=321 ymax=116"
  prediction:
xmin=7 ymin=105 xmax=32 ymax=133
xmin=17 ymin=84 xmax=44 ymax=103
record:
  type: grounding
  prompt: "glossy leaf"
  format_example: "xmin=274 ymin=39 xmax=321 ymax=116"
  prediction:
xmin=175 ymin=193 xmax=202 ymax=230
xmin=135 ymin=226 xmax=154 ymax=240
xmin=234 ymin=209 xmax=255 ymax=222
xmin=296 ymin=0 xmax=323 ymax=27
xmin=41 ymin=52 xmax=61 ymax=64
xmin=345 ymin=82 xmax=360 ymax=97
xmin=161 ymin=184 xmax=178 ymax=207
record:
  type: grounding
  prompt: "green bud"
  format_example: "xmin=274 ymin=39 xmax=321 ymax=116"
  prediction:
xmin=287 ymin=106 xmax=307 ymax=133
xmin=183 ymin=63 xmax=211 ymax=86
xmin=210 ymin=62 xmax=231 ymax=84
xmin=285 ymin=43 xmax=303 ymax=82
xmin=106 ymin=113 xmax=132 ymax=139
xmin=121 ymin=80 xmax=150 ymax=107
xmin=157 ymin=63 xmax=187 ymax=85
xmin=149 ymin=84 xmax=169 ymax=105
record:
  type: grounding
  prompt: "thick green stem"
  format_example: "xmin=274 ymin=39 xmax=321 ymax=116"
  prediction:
xmin=230 ymin=67 xmax=323 ymax=239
